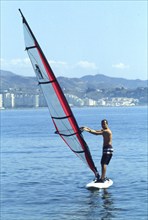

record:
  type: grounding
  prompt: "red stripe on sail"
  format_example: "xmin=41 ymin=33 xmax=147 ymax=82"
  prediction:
xmin=37 ymin=48 xmax=97 ymax=174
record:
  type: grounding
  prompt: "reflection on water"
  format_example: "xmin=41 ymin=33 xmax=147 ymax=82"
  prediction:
xmin=85 ymin=188 xmax=128 ymax=220
xmin=101 ymin=189 xmax=115 ymax=219
xmin=86 ymin=189 xmax=115 ymax=220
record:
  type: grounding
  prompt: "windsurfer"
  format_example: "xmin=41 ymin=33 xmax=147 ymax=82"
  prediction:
xmin=81 ymin=119 xmax=113 ymax=183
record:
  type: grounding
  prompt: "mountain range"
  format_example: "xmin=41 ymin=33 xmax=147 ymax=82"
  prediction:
xmin=1 ymin=69 xmax=147 ymax=91
xmin=0 ymin=69 xmax=147 ymax=105
xmin=1 ymin=70 xmax=37 ymax=91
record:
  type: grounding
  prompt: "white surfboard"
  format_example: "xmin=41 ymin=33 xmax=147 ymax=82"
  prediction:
xmin=86 ymin=178 xmax=113 ymax=190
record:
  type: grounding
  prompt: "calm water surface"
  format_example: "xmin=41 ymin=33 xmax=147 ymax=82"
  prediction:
xmin=1 ymin=107 xmax=147 ymax=220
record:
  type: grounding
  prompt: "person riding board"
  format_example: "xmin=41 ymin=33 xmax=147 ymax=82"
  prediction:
xmin=81 ymin=119 xmax=113 ymax=183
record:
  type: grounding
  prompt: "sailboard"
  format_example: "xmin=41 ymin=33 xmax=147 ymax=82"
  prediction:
xmin=19 ymin=9 xmax=99 ymax=179
xmin=86 ymin=179 xmax=113 ymax=190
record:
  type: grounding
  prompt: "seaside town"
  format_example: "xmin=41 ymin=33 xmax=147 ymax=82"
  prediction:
xmin=1 ymin=70 xmax=147 ymax=109
xmin=0 ymin=89 xmax=140 ymax=109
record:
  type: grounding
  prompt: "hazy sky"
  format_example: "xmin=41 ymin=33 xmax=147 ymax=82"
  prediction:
xmin=1 ymin=0 xmax=147 ymax=80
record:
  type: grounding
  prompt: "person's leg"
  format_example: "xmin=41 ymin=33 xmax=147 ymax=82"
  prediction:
xmin=101 ymin=153 xmax=113 ymax=178
xmin=101 ymin=164 xmax=107 ymax=180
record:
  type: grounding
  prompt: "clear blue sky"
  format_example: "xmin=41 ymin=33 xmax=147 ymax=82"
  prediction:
xmin=1 ymin=0 xmax=147 ymax=80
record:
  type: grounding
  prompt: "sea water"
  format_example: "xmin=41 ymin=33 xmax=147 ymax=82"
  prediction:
xmin=1 ymin=106 xmax=147 ymax=220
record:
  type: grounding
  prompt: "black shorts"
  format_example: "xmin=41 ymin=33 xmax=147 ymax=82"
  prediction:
xmin=101 ymin=145 xmax=113 ymax=165
xmin=101 ymin=154 xmax=112 ymax=165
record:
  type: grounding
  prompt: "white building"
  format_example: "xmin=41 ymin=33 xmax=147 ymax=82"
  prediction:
xmin=84 ymin=98 xmax=97 ymax=106
xmin=0 ymin=94 xmax=4 ymax=109
xmin=3 ymin=92 xmax=14 ymax=108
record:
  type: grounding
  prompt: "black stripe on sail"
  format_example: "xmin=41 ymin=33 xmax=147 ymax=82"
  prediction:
xmin=72 ymin=149 xmax=85 ymax=153
xmin=55 ymin=130 xmax=80 ymax=137
xmin=25 ymin=46 xmax=36 ymax=50
xmin=39 ymin=80 xmax=56 ymax=85
xmin=52 ymin=115 xmax=72 ymax=120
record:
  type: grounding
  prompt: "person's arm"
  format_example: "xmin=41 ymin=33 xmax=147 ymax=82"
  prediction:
xmin=81 ymin=127 xmax=103 ymax=135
